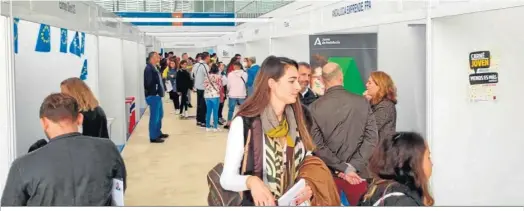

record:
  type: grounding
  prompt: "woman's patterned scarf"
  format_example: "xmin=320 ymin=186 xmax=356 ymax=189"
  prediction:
xmin=261 ymin=105 xmax=306 ymax=198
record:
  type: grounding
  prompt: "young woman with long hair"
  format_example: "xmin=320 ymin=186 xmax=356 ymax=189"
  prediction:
xmin=220 ymin=56 xmax=316 ymax=206
xmin=363 ymin=71 xmax=398 ymax=141
xmin=359 ymin=132 xmax=434 ymax=206
xmin=60 ymin=77 xmax=109 ymax=138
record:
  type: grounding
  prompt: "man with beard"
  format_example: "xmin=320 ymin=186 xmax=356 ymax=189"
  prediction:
xmin=1 ymin=93 xmax=126 ymax=206
xmin=298 ymin=62 xmax=318 ymax=106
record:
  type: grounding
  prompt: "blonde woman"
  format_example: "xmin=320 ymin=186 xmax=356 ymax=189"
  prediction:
xmin=363 ymin=71 xmax=397 ymax=141
xmin=61 ymin=77 xmax=109 ymax=139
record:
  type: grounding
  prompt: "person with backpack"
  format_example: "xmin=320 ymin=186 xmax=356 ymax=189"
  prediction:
xmin=223 ymin=61 xmax=248 ymax=129
xmin=358 ymin=132 xmax=434 ymax=206
xmin=203 ymin=64 xmax=223 ymax=132
xmin=218 ymin=56 xmax=316 ymax=206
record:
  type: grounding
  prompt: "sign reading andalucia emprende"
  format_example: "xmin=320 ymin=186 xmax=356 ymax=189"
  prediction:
xmin=332 ymin=0 xmax=372 ymax=18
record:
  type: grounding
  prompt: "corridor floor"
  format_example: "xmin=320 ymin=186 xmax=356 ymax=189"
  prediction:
xmin=122 ymin=95 xmax=229 ymax=206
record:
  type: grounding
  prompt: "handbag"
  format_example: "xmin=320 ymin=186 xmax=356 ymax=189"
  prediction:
xmin=207 ymin=127 xmax=252 ymax=206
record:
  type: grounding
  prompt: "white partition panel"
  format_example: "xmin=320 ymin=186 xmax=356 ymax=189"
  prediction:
xmin=377 ymin=22 xmax=426 ymax=137
xmin=14 ymin=20 xmax=98 ymax=156
xmin=431 ymin=8 xmax=524 ymax=205
xmin=98 ymin=36 xmax=126 ymax=148
xmin=137 ymin=43 xmax=146 ymax=117
xmin=245 ymin=39 xmax=270 ymax=65
xmin=271 ymin=35 xmax=309 ymax=63
xmin=123 ymin=40 xmax=139 ymax=126
xmin=216 ymin=44 xmax=234 ymax=61
xmin=0 ymin=15 xmax=17 ymax=200
xmin=233 ymin=43 xmax=246 ymax=58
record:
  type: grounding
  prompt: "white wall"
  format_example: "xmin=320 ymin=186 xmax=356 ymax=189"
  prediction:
xmin=167 ymin=47 xmax=203 ymax=59
xmin=271 ymin=35 xmax=309 ymax=63
xmin=216 ymin=44 xmax=234 ymax=61
xmin=377 ymin=22 xmax=426 ymax=136
xmin=14 ymin=20 xmax=98 ymax=156
xmin=137 ymin=43 xmax=146 ymax=117
xmin=431 ymin=8 xmax=524 ymax=206
xmin=123 ymin=40 xmax=139 ymax=127
xmin=0 ymin=15 xmax=16 ymax=201
xmin=245 ymin=39 xmax=270 ymax=65
xmin=233 ymin=43 xmax=246 ymax=58
xmin=98 ymin=36 xmax=126 ymax=147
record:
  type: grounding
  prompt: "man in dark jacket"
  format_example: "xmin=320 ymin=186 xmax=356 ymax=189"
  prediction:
xmin=1 ymin=93 xmax=126 ymax=206
xmin=309 ymin=62 xmax=378 ymax=181
xmin=144 ymin=51 xmax=168 ymax=143
xmin=298 ymin=62 xmax=318 ymax=106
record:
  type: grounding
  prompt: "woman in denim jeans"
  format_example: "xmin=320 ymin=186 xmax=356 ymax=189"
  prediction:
xmin=224 ymin=61 xmax=247 ymax=129
xmin=203 ymin=64 xmax=223 ymax=132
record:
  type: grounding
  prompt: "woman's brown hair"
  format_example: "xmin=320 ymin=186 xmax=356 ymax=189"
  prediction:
xmin=368 ymin=132 xmax=434 ymax=206
xmin=370 ymin=71 xmax=397 ymax=105
xmin=236 ymin=56 xmax=315 ymax=151
xmin=60 ymin=77 xmax=99 ymax=112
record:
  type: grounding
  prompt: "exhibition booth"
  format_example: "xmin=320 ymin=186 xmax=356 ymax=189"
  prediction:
xmin=203 ymin=0 xmax=523 ymax=205
xmin=0 ymin=1 xmax=157 ymax=164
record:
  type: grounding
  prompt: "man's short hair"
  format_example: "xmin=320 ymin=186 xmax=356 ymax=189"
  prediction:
xmin=298 ymin=62 xmax=311 ymax=69
xmin=201 ymin=52 xmax=210 ymax=59
xmin=39 ymin=93 xmax=79 ymax=122
xmin=232 ymin=61 xmax=242 ymax=68
xmin=247 ymin=56 xmax=256 ymax=64
xmin=147 ymin=51 xmax=157 ymax=61
xmin=235 ymin=54 xmax=241 ymax=57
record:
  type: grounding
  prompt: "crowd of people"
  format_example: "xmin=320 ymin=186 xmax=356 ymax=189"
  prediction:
xmin=144 ymin=50 xmax=433 ymax=206
xmin=0 ymin=49 xmax=433 ymax=206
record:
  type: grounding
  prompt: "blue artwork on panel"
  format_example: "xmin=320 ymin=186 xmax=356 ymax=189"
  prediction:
xmin=35 ymin=24 xmax=51 ymax=52
xmin=80 ymin=59 xmax=88 ymax=80
xmin=81 ymin=32 xmax=85 ymax=55
xmin=69 ymin=31 xmax=81 ymax=57
xmin=60 ymin=28 xmax=68 ymax=53
xmin=14 ymin=18 xmax=19 ymax=54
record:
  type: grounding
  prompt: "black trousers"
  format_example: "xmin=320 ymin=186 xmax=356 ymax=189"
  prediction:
xmin=179 ymin=90 xmax=188 ymax=114
xmin=218 ymin=102 xmax=224 ymax=119
xmin=169 ymin=91 xmax=180 ymax=110
xmin=196 ymin=89 xmax=206 ymax=123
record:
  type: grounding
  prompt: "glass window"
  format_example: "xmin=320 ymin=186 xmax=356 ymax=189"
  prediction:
xmin=224 ymin=0 xmax=234 ymax=13
xmin=203 ymin=0 xmax=214 ymax=12
xmin=193 ymin=0 xmax=204 ymax=12
xmin=215 ymin=0 xmax=225 ymax=13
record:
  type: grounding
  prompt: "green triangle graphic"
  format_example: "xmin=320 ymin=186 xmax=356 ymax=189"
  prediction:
xmin=328 ymin=57 xmax=366 ymax=95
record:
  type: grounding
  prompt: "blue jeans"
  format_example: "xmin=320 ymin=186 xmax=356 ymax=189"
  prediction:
xmin=146 ymin=96 xmax=163 ymax=140
xmin=228 ymin=98 xmax=245 ymax=121
xmin=205 ymin=97 xmax=219 ymax=128
xmin=247 ymin=86 xmax=254 ymax=97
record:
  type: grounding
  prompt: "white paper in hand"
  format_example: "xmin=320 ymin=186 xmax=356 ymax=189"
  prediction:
xmin=112 ymin=178 xmax=124 ymax=206
xmin=277 ymin=179 xmax=307 ymax=206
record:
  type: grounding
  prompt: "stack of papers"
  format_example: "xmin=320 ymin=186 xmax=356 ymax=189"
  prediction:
xmin=277 ymin=179 xmax=308 ymax=206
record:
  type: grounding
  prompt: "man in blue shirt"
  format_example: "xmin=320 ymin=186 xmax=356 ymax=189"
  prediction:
xmin=144 ymin=51 xmax=169 ymax=143
xmin=245 ymin=56 xmax=260 ymax=97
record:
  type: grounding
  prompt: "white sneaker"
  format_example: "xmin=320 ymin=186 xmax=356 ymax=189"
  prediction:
xmin=206 ymin=128 xmax=212 ymax=132
xmin=184 ymin=111 xmax=189 ymax=118
xmin=214 ymin=128 xmax=222 ymax=132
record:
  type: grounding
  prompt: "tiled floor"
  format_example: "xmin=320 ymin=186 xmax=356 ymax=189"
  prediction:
xmin=122 ymin=94 xmax=229 ymax=206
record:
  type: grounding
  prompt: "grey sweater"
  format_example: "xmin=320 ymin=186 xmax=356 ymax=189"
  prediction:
xmin=1 ymin=132 xmax=126 ymax=206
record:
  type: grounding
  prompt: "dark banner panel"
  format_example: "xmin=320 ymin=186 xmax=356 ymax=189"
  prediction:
xmin=309 ymin=33 xmax=377 ymax=95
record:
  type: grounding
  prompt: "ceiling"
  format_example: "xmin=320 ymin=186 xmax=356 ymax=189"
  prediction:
xmin=94 ymin=0 xmax=294 ymax=48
